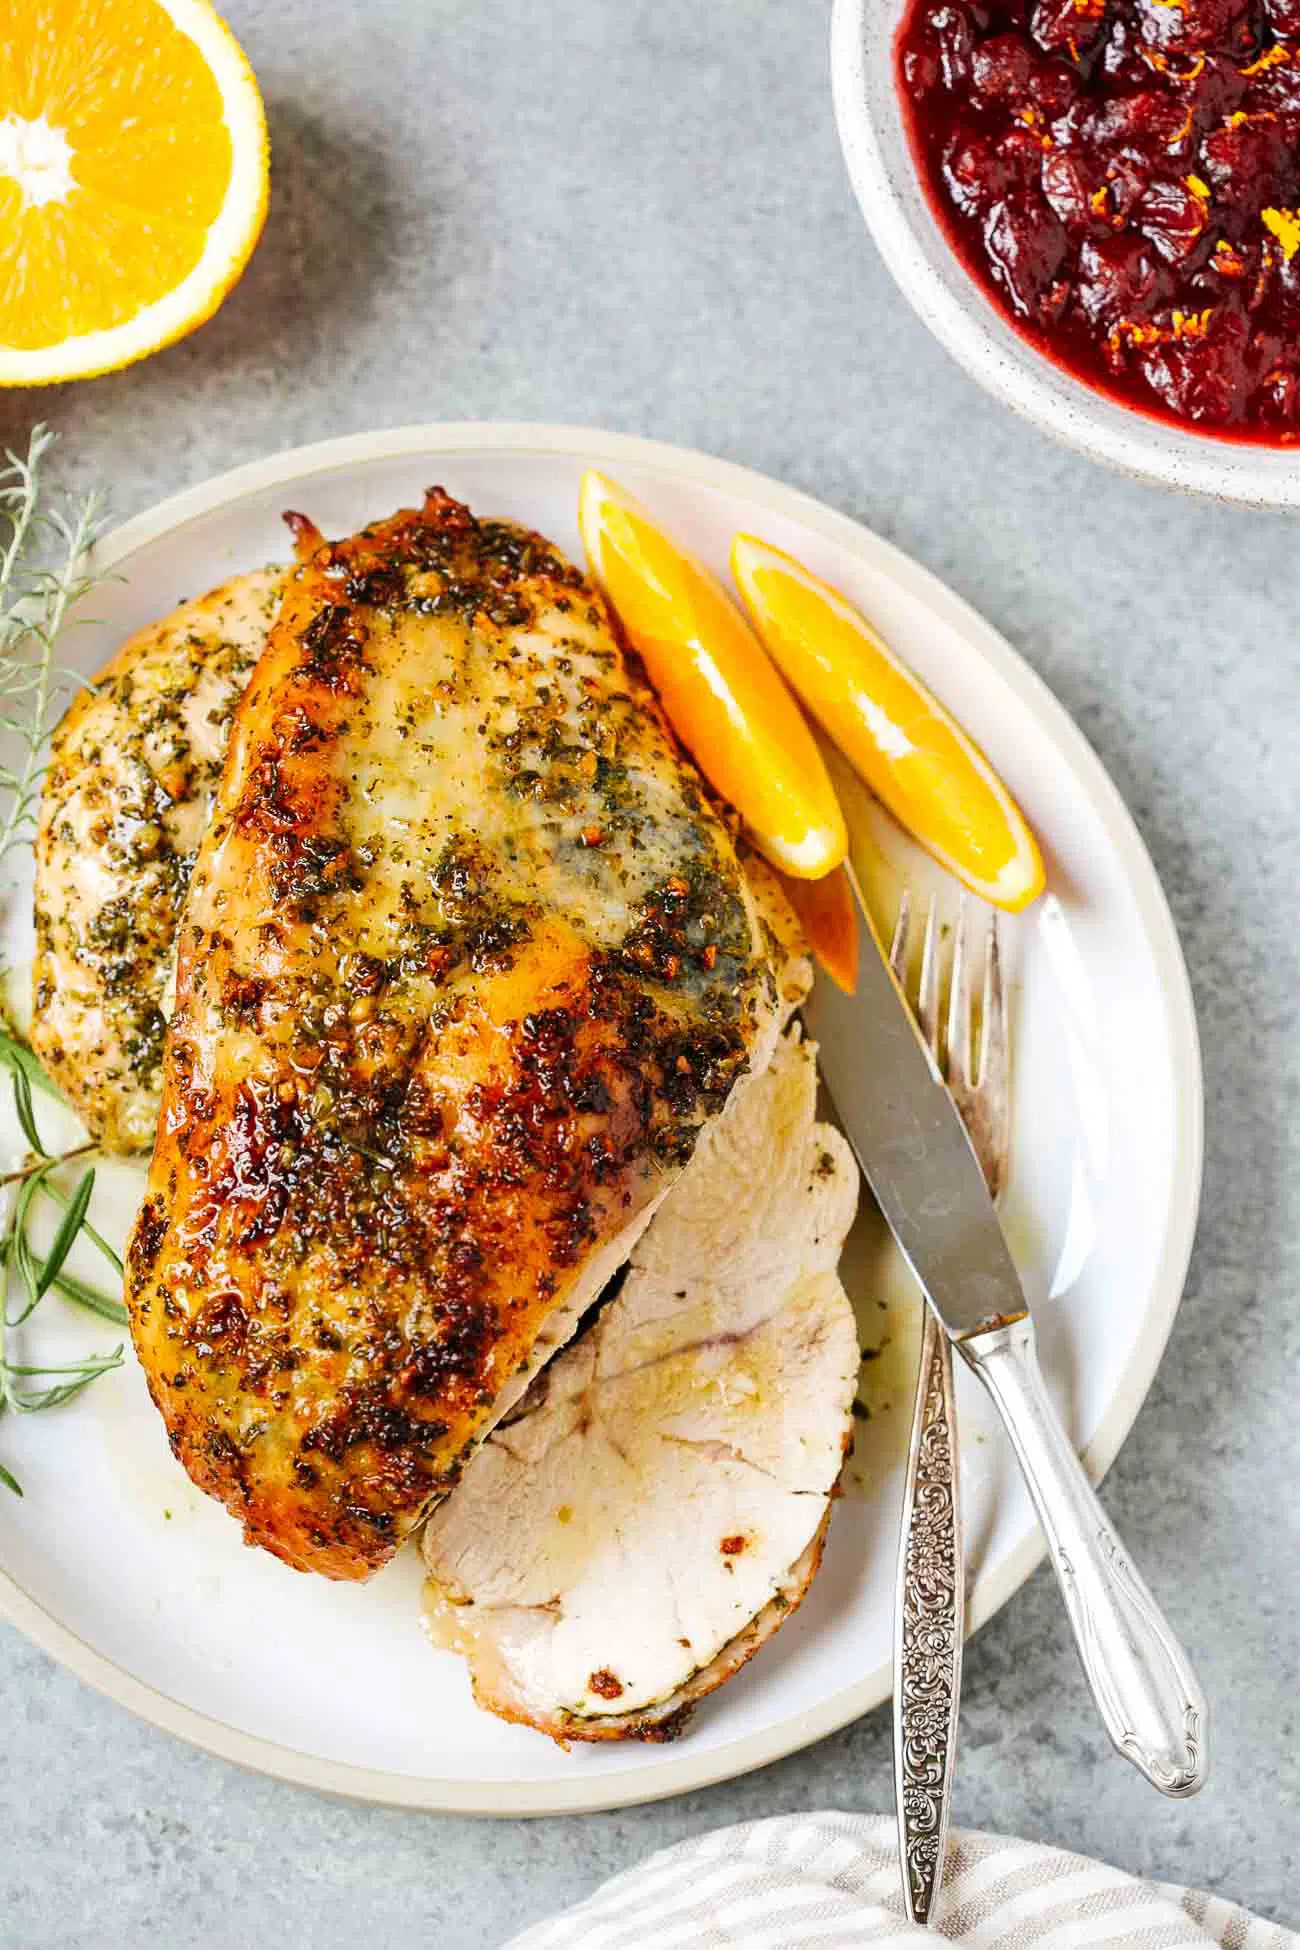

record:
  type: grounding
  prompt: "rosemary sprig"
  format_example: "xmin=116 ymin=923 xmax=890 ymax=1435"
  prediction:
xmin=0 ymin=428 xmax=123 ymax=1494
xmin=0 ymin=425 xmax=105 ymax=867
xmin=0 ymin=1052 xmax=127 ymax=1494
xmin=0 ymin=1024 xmax=62 ymax=1102
xmin=39 ymin=1168 xmax=126 ymax=1276
xmin=7 ymin=1046 xmax=46 ymax=1156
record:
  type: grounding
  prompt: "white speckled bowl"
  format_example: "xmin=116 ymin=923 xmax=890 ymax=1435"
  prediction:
xmin=831 ymin=0 xmax=1300 ymax=506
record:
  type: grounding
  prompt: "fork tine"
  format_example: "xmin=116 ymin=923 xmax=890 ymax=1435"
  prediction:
xmin=977 ymin=914 xmax=1010 ymax=1202
xmin=917 ymin=895 xmax=942 ymax=1061
xmin=978 ymin=913 xmax=1006 ymax=1095
xmin=947 ymin=892 xmax=974 ymax=1091
xmin=889 ymin=890 xmax=912 ymax=981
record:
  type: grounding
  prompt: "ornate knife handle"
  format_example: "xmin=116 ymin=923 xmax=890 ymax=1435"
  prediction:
xmin=895 ymin=1309 xmax=963 ymax=1925
xmin=958 ymin=1315 xmax=1208 ymax=1798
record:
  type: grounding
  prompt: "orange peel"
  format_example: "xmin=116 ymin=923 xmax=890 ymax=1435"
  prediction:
xmin=777 ymin=864 xmax=859 ymax=994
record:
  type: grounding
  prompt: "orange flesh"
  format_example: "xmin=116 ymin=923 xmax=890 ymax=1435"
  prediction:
xmin=733 ymin=536 xmax=1045 ymax=912
xmin=0 ymin=0 xmax=235 ymax=349
xmin=580 ymin=475 xmax=847 ymax=881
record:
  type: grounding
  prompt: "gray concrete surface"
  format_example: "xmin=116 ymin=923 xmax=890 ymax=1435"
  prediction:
xmin=1 ymin=2 xmax=1297 ymax=1943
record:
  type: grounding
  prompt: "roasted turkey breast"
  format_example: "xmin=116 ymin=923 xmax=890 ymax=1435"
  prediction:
xmin=31 ymin=568 xmax=282 ymax=1151
xmin=123 ymin=492 xmax=785 ymax=1579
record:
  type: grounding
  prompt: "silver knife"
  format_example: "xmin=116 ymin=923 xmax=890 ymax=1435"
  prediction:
xmin=804 ymin=866 xmax=1208 ymax=1800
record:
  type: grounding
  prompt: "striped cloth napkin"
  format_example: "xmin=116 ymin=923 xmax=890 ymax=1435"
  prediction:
xmin=505 ymin=1812 xmax=1295 ymax=1949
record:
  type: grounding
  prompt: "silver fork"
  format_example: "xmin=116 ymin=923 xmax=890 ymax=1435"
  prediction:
xmin=890 ymin=889 xmax=1007 ymax=1928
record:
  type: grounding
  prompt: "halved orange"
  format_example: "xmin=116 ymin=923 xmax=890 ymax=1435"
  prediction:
xmin=732 ymin=535 xmax=1045 ymax=912
xmin=579 ymin=471 xmax=847 ymax=880
xmin=0 ymin=0 xmax=269 ymax=385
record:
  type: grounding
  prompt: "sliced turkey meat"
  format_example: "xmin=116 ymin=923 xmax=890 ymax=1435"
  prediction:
xmin=421 ymin=1022 xmax=860 ymax=1741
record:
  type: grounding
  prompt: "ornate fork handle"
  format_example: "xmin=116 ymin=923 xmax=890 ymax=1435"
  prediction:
xmin=959 ymin=1316 xmax=1208 ymax=1797
xmin=894 ymin=1308 xmax=963 ymax=1925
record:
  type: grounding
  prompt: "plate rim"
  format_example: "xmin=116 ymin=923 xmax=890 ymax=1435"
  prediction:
xmin=0 ymin=420 xmax=1204 ymax=1817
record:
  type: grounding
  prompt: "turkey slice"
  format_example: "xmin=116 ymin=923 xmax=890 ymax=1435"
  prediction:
xmin=421 ymin=1022 xmax=859 ymax=1741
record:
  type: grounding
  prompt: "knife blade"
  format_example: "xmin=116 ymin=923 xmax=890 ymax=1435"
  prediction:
xmin=801 ymin=866 xmax=1025 ymax=1344
xmin=804 ymin=863 xmax=1209 ymax=1801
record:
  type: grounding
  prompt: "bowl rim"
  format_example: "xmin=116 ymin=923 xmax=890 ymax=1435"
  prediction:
xmin=830 ymin=0 xmax=1300 ymax=508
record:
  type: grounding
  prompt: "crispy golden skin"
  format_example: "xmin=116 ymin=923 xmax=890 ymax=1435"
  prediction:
xmin=31 ymin=569 xmax=281 ymax=1151
xmin=127 ymin=491 xmax=777 ymax=1580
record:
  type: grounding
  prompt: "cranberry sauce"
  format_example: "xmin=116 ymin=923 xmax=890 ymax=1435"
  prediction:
xmin=896 ymin=0 xmax=1300 ymax=437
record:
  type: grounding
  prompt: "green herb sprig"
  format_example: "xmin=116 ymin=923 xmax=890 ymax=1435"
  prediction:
xmin=0 ymin=425 xmax=105 ymax=862
xmin=0 ymin=428 xmax=122 ymax=1495
xmin=0 ymin=1036 xmax=127 ymax=1497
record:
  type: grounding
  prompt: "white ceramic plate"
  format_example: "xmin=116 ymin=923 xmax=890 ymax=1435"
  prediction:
xmin=0 ymin=423 xmax=1201 ymax=1815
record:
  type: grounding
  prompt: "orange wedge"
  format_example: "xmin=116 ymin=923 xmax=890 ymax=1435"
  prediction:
xmin=732 ymin=536 xmax=1045 ymax=912
xmin=579 ymin=472 xmax=846 ymax=880
xmin=777 ymin=864 xmax=859 ymax=994
xmin=0 ymin=0 xmax=268 ymax=385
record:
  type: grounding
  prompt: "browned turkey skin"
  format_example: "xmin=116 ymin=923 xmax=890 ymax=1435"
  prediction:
xmin=30 ymin=568 xmax=281 ymax=1151
xmin=124 ymin=491 xmax=780 ymax=1580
